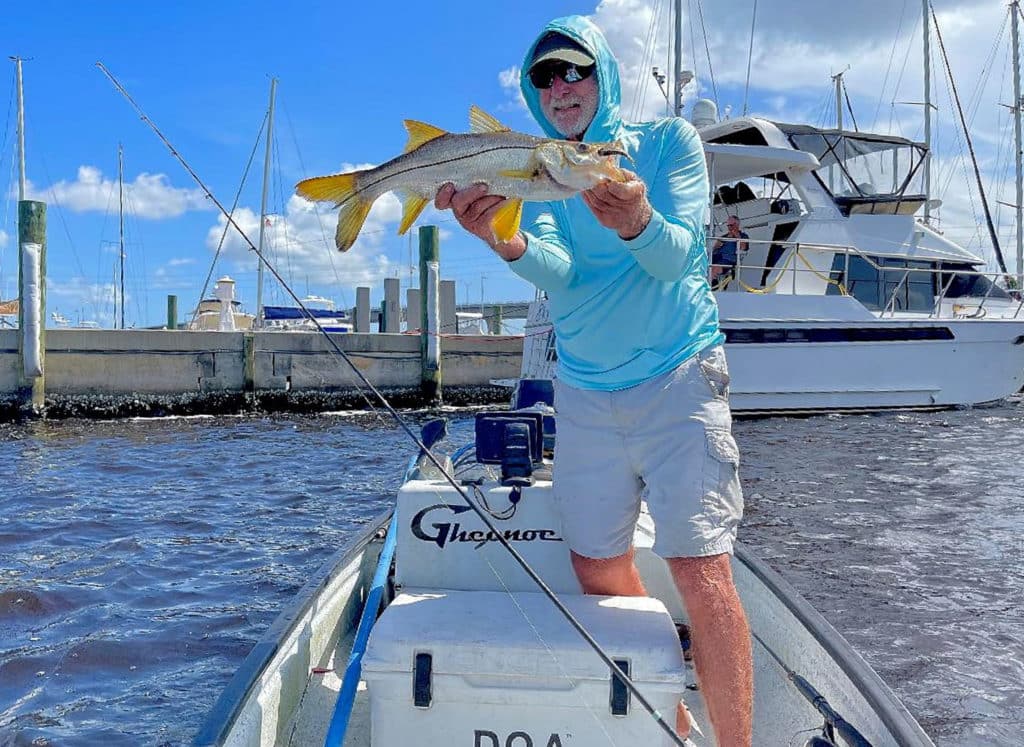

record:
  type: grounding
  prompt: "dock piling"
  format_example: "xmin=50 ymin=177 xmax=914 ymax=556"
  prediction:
xmin=419 ymin=226 xmax=441 ymax=404
xmin=18 ymin=200 xmax=46 ymax=414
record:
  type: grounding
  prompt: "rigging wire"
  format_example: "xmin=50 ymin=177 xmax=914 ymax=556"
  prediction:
xmin=842 ymin=79 xmax=859 ymax=132
xmin=695 ymin=0 xmax=720 ymax=111
xmin=930 ymin=2 xmax=1009 ymax=274
xmin=630 ymin=0 xmax=663 ymax=121
xmin=688 ymin=0 xmax=701 ymax=95
xmin=96 ymin=61 xmax=688 ymax=747
xmin=872 ymin=0 xmax=909 ymax=131
xmin=36 ymin=149 xmax=99 ymax=322
xmin=283 ymin=102 xmax=349 ymax=308
xmin=888 ymin=15 xmax=921 ymax=137
xmin=742 ymin=0 xmax=758 ymax=116
xmin=190 ymin=111 xmax=267 ymax=329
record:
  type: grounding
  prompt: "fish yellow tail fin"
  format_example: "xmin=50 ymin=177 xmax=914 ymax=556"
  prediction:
xmin=296 ymin=172 xmax=373 ymax=252
xmin=296 ymin=172 xmax=358 ymax=204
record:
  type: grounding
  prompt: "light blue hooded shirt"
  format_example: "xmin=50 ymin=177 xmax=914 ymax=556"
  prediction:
xmin=511 ymin=16 xmax=723 ymax=391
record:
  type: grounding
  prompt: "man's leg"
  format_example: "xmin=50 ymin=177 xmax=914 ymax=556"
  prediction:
xmin=667 ymin=553 xmax=753 ymax=747
xmin=571 ymin=547 xmax=692 ymax=739
xmin=570 ymin=547 xmax=646 ymax=596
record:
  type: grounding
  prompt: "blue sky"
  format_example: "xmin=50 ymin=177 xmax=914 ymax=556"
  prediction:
xmin=1 ymin=0 xmax=1016 ymax=328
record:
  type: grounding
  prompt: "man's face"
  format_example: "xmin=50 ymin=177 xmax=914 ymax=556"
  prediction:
xmin=727 ymin=218 xmax=740 ymax=234
xmin=539 ymin=72 xmax=599 ymax=140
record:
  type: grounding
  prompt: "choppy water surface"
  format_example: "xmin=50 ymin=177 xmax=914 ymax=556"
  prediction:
xmin=1 ymin=401 xmax=1022 ymax=746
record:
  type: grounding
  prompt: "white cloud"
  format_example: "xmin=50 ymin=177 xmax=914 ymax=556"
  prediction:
xmin=200 ymin=162 xmax=438 ymax=294
xmin=24 ymin=166 xmax=211 ymax=219
xmin=0 ymin=229 xmax=8 ymax=249
xmin=46 ymin=277 xmax=118 ymax=326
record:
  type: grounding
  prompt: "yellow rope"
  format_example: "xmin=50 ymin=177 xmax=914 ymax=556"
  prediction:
xmin=719 ymin=249 xmax=849 ymax=296
xmin=794 ymin=250 xmax=848 ymax=296
xmin=734 ymin=250 xmax=797 ymax=294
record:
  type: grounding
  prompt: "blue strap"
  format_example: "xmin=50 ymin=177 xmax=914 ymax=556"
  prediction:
xmin=323 ymin=513 xmax=398 ymax=747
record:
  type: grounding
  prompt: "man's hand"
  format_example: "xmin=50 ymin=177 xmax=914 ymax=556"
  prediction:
xmin=581 ymin=172 xmax=653 ymax=241
xmin=435 ymin=183 xmax=526 ymax=261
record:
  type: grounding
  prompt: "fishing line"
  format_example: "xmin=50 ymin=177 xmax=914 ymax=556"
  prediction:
xmin=95 ymin=62 xmax=688 ymax=747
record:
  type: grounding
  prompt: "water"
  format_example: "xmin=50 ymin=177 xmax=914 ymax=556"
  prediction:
xmin=1 ymin=402 xmax=1022 ymax=746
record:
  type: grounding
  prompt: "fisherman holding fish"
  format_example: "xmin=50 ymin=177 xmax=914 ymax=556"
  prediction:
xmin=436 ymin=17 xmax=753 ymax=746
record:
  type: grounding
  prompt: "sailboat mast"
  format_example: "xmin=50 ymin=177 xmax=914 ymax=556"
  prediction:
xmin=14 ymin=57 xmax=25 ymax=200
xmin=1012 ymin=1 xmax=1023 ymax=289
xmin=833 ymin=71 xmax=844 ymax=131
xmin=255 ymin=77 xmax=277 ymax=329
xmin=922 ymin=0 xmax=933 ymax=224
xmin=118 ymin=143 xmax=125 ymax=330
xmin=673 ymin=0 xmax=683 ymax=117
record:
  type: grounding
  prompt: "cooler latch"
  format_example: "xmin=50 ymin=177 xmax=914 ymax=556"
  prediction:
xmin=413 ymin=652 xmax=432 ymax=708
xmin=610 ymin=658 xmax=630 ymax=716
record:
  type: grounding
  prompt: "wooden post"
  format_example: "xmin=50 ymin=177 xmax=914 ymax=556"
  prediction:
xmin=18 ymin=200 xmax=46 ymax=413
xmin=355 ymin=287 xmax=370 ymax=333
xmin=383 ymin=277 xmax=400 ymax=333
xmin=406 ymin=288 xmax=421 ymax=332
xmin=419 ymin=226 xmax=441 ymax=404
xmin=167 ymin=295 xmax=178 ymax=330
xmin=243 ymin=332 xmax=255 ymax=394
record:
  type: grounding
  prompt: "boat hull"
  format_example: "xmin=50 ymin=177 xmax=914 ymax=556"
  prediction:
xmin=196 ymin=510 xmax=934 ymax=746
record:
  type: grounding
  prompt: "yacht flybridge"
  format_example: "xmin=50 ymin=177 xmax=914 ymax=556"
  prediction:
xmin=521 ymin=116 xmax=1024 ymax=414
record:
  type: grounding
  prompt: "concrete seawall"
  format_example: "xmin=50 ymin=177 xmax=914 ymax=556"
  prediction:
xmin=0 ymin=329 xmax=522 ymax=419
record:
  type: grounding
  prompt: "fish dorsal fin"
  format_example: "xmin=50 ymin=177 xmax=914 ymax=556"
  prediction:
xmin=469 ymin=105 xmax=511 ymax=134
xmin=403 ymin=120 xmax=448 ymax=153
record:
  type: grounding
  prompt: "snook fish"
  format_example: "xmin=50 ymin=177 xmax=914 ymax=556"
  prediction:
xmin=295 ymin=106 xmax=629 ymax=252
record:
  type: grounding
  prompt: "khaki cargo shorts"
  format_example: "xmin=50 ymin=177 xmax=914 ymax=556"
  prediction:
xmin=552 ymin=345 xmax=743 ymax=559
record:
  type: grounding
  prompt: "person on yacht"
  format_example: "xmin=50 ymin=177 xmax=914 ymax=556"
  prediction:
xmin=711 ymin=215 xmax=749 ymax=285
xmin=434 ymin=15 xmax=752 ymax=746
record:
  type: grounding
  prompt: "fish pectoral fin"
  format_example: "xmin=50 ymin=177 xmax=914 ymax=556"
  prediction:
xmin=403 ymin=120 xmax=448 ymax=153
xmin=498 ymin=168 xmax=536 ymax=180
xmin=469 ymin=105 xmax=511 ymax=134
xmin=398 ymin=191 xmax=431 ymax=235
xmin=296 ymin=172 xmax=358 ymax=203
xmin=490 ymin=198 xmax=523 ymax=243
xmin=335 ymin=196 xmax=374 ymax=252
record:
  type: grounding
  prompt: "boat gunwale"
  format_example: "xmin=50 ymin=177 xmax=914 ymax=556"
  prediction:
xmin=192 ymin=511 xmax=391 ymax=746
xmin=734 ymin=543 xmax=934 ymax=746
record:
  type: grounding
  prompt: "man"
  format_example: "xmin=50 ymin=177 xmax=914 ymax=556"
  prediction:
xmin=711 ymin=215 xmax=749 ymax=284
xmin=435 ymin=16 xmax=752 ymax=746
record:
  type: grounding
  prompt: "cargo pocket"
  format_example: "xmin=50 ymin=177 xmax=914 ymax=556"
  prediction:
xmin=701 ymin=426 xmax=744 ymax=527
xmin=698 ymin=348 xmax=731 ymax=401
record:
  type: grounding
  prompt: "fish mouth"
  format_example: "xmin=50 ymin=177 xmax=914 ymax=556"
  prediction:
xmin=599 ymin=145 xmax=633 ymax=164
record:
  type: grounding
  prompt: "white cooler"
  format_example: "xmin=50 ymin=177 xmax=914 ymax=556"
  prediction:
xmin=362 ymin=589 xmax=687 ymax=746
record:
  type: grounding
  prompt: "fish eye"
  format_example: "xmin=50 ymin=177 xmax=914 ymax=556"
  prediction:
xmin=576 ymin=143 xmax=589 ymax=153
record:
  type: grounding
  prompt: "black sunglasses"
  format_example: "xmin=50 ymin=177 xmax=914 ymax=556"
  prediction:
xmin=528 ymin=61 xmax=596 ymax=90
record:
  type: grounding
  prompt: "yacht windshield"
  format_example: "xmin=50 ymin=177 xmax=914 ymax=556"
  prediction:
xmin=786 ymin=130 xmax=926 ymax=200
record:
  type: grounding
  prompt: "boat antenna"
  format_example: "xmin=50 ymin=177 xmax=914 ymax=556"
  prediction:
xmin=94 ymin=62 xmax=688 ymax=747
xmin=929 ymin=3 xmax=1010 ymax=276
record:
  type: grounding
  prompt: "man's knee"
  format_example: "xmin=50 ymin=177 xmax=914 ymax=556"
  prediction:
xmin=570 ymin=548 xmax=645 ymax=596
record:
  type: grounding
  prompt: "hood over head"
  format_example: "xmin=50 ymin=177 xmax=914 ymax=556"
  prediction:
xmin=519 ymin=16 xmax=624 ymax=144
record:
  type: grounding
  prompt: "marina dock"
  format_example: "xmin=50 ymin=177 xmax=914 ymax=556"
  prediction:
xmin=0 ymin=328 xmax=521 ymax=419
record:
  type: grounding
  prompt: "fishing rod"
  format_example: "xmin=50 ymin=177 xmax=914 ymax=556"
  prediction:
xmin=95 ymin=63 xmax=689 ymax=747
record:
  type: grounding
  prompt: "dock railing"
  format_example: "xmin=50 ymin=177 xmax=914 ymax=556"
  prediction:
xmin=707 ymin=235 xmax=1024 ymax=320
